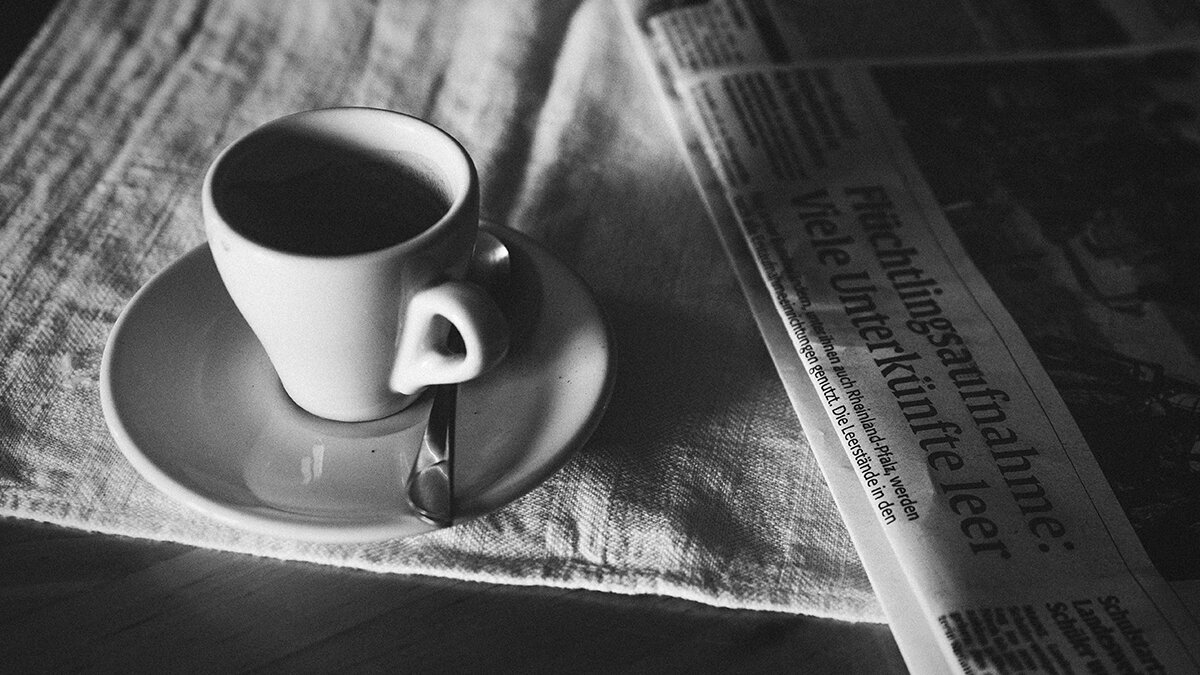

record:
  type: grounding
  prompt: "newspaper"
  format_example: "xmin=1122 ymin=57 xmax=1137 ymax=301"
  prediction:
xmin=618 ymin=0 xmax=1200 ymax=672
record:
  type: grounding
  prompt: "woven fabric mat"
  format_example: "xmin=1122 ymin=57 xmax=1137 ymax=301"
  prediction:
xmin=0 ymin=0 xmax=880 ymax=622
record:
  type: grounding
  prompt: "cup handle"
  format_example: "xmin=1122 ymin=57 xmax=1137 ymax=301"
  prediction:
xmin=389 ymin=281 xmax=510 ymax=395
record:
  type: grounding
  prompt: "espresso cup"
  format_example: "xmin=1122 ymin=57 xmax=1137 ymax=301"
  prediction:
xmin=203 ymin=107 xmax=509 ymax=422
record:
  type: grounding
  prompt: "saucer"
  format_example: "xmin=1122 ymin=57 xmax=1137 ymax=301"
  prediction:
xmin=100 ymin=225 xmax=613 ymax=543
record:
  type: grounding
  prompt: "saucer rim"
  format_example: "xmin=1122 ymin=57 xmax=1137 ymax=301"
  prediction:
xmin=99 ymin=225 xmax=614 ymax=543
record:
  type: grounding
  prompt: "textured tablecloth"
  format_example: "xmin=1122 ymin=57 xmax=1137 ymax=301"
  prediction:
xmin=0 ymin=0 xmax=880 ymax=621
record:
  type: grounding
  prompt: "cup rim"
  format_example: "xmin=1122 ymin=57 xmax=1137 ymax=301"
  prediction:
xmin=201 ymin=106 xmax=478 ymax=264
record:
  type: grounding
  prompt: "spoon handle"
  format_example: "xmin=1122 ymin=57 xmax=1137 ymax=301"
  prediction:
xmin=406 ymin=382 xmax=456 ymax=527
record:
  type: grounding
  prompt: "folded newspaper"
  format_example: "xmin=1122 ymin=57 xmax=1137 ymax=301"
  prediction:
xmin=619 ymin=0 xmax=1200 ymax=672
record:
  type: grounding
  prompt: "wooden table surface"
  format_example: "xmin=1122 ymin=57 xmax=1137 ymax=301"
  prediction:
xmin=0 ymin=520 xmax=904 ymax=672
xmin=0 ymin=3 xmax=905 ymax=672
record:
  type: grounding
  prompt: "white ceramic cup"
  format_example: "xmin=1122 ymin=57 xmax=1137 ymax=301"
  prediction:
xmin=203 ymin=107 xmax=509 ymax=422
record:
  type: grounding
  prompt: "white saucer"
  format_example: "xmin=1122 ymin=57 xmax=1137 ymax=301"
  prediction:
xmin=100 ymin=225 xmax=613 ymax=543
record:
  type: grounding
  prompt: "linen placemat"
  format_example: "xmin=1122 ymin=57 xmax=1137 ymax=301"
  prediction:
xmin=0 ymin=0 xmax=881 ymax=622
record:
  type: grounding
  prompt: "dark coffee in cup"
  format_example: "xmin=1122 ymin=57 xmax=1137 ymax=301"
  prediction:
xmin=211 ymin=126 xmax=451 ymax=256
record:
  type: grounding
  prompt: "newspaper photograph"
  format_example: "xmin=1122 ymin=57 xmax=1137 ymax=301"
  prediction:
xmin=620 ymin=0 xmax=1200 ymax=672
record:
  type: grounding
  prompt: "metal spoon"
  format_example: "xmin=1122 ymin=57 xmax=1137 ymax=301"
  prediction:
xmin=406 ymin=230 xmax=511 ymax=527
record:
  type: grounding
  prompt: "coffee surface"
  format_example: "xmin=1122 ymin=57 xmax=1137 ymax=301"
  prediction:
xmin=214 ymin=133 xmax=450 ymax=256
